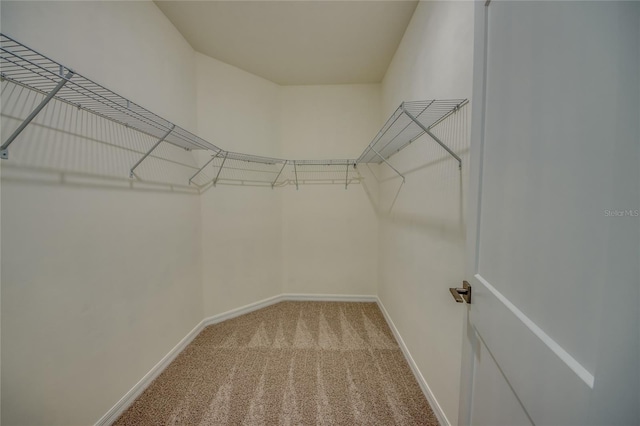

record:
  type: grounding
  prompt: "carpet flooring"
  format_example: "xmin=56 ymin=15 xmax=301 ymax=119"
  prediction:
xmin=114 ymin=301 xmax=439 ymax=425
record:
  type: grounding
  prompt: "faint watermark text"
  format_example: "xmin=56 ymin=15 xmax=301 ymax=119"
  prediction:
xmin=604 ymin=209 xmax=639 ymax=217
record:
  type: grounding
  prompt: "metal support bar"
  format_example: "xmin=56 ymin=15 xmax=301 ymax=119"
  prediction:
xmin=402 ymin=106 xmax=462 ymax=168
xmin=371 ymin=146 xmax=405 ymax=182
xmin=425 ymin=128 xmax=462 ymax=169
xmin=1 ymin=70 xmax=74 ymax=159
xmin=129 ymin=124 xmax=175 ymax=178
xmin=213 ymin=152 xmax=228 ymax=186
xmin=272 ymin=160 xmax=288 ymax=188
xmin=293 ymin=161 xmax=299 ymax=190
xmin=188 ymin=150 xmax=221 ymax=185
xmin=345 ymin=162 xmax=350 ymax=189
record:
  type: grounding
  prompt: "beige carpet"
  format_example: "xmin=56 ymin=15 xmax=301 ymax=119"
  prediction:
xmin=114 ymin=301 xmax=439 ymax=425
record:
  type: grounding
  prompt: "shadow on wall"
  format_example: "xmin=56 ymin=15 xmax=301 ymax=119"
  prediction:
xmin=1 ymin=81 xmax=202 ymax=195
xmin=365 ymin=104 xmax=469 ymax=236
xmin=1 ymin=81 xmax=367 ymax=193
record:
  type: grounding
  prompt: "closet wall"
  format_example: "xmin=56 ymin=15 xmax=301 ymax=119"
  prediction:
xmin=195 ymin=52 xmax=283 ymax=317
xmin=195 ymin=59 xmax=382 ymax=313
xmin=0 ymin=2 xmax=203 ymax=425
xmin=280 ymin=85 xmax=380 ymax=296
xmin=1 ymin=1 xmax=474 ymax=425
xmin=377 ymin=2 xmax=474 ymax=425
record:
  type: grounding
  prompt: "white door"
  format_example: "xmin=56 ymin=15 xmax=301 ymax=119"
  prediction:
xmin=459 ymin=1 xmax=639 ymax=425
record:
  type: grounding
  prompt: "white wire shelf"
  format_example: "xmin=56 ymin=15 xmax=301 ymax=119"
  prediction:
xmin=0 ymin=32 xmax=467 ymax=188
xmin=357 ymin=99 xmax=468 ymax=164
xmin=0 ymin=34 xmax=220 ymax=155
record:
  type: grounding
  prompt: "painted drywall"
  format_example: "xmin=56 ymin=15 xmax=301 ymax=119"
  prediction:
xmin=195 ymin=53 xmax=284 ymax=317
xmin=0 ymin=2 xmax=203 ymax=425
xmin=2 ymin=1 xmax=473 ymax=424
xmin=378 ymin=2 xmax=474 ymax=425
xmin=280 ymin=85 xmax=380 ymax=296
xmin=195 ymin=63 xmax=382 ymax=309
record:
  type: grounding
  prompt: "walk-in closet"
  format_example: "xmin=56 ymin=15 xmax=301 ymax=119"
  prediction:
xmin=1 ymin=1 xmax=638 ymax=425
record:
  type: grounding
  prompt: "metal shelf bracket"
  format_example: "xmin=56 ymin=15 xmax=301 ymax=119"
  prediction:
xmin=293 ymin=161 xmax=299 ymax=190
xmin=402 ymin=106 xmax=462 ymax=169
xmin=371 ymin=146 xmax=405 ymax=183
xmin=345 ymin=162 xmax=350 ymax=189
xmin=1 ymin=70 xmax=74 ymax=159
xmin=189 ymin=150 xmax=221 ymax=185
xmin=272 ymin=160 xmax=288 ymax=189
xmin=213 ymin=151 xmax=228 ymax=187
xmin=130 ymin=124 xmax=175 ymax=178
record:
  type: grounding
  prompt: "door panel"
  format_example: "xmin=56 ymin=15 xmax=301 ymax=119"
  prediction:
xmin=470 ymin=334 xmax=532 ymax=426
xmin=476 ymin=0 xmax=624 ymax=374
xmin=470 ymin=273 xmax=591 ymax=425
xmin=462 ymin=1 xmax=639 ymax=425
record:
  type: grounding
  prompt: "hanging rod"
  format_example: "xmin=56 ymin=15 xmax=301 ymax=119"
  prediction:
xmin=0 ymin=33 xmax=467 ymax=187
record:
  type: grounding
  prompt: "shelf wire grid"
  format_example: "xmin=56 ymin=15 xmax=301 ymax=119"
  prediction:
xmin=1 ymin=33 xmax=467 ymax=187
xmin=214 ymin=153 xmax=283 ymax=185
xmin=0 ymin=33 xmax=220 ymax=153
xmin=357 ymin=99 xmax=468 ymax=164
xmin=279 ymin=160 xmax=359 ymax=187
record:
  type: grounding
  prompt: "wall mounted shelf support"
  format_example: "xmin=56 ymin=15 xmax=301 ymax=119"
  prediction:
xmin=272 ymin=160 xmax=288 ymax=188
xmin=130 ymin=125 xmax=175 ymax=178
xmin=1 ymin=69 xmax=74 ymax=159
xmin=401 ymin=105 xmax=462 ymax=169
xmin=345 ymin=163 xmax=350 ymax=189
xmin=371 ymin=146 xmax=405 ymax=183
xmin=213 ymin=152 xmax=228 ymax=186
xmin=189 ymin=150 xmax=221 ymax=185
xmin=293 ymin=161 xmax=299 ymax=190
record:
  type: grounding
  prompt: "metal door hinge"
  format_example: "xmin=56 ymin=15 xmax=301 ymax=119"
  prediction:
xmin=450 ymin=281 xmax=471 ymax=304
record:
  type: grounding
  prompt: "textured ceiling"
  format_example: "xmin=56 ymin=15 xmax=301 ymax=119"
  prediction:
xmin=155 ymin=0 xmax=418 ymax=85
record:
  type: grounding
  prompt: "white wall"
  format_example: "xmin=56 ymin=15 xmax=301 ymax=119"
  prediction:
xmin=0 ymin=2 xmax=203 ymax=425
xmin=1 ymin=1 xmax=475 ymax=425
xmin=196 ymin=64 xmax=381 ymax=310
xmin=280 ymin=85 xmax=380 ymax=296
xmin=195 ymin=53 xmax=283 ymax=317
xmin=378 ymin=2 xmax=474 ymax=425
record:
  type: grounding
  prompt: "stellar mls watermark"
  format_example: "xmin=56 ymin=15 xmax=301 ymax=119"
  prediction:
xmin=604 ymin=209 xmax=639 ymax=217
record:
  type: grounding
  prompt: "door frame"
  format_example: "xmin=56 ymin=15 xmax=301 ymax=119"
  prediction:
xmin=458 ymin=1 xmax=489 ymax=422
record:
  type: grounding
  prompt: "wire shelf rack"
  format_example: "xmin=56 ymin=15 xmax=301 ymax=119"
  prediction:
xmin=0 ymin=32 xmax=467 ymax=188
xmin=357 ymin=99 xmax=468 ymax=164
xmin=0 ymin=33 xmax=220 ymax=154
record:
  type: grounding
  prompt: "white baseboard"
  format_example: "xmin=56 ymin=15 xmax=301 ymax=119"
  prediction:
xmin=376 ymin=298 xmax=450 ymax=426
xmin=282 ymin=293 xmax=377 ymax=303
xmin=202 ymin=294 xmax=284 ymax=327
xmin=200 ymin=293 xmax=377 ymax=329
xmin=95 ymin=292 xmax=442 ymax=426
xmin=94 ymin=317 xmax=206 ymax=426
